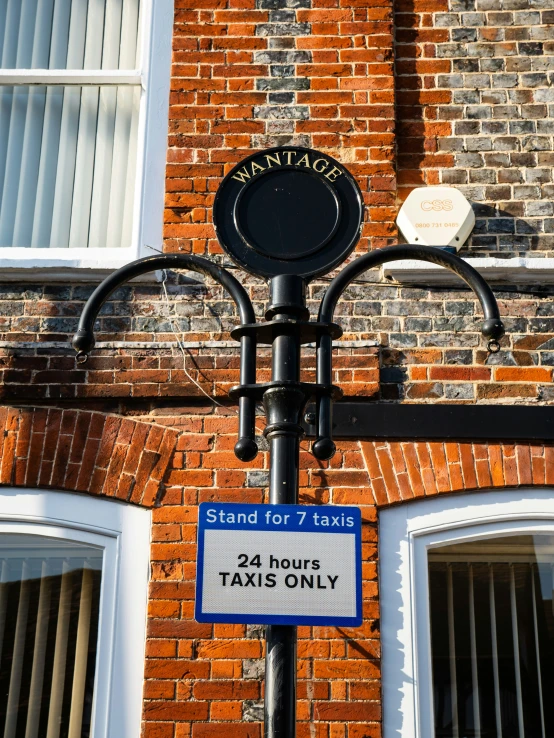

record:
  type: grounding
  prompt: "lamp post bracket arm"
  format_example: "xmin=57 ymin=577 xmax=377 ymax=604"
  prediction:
xmin=72 ymin=254 xmax=256 ymax=355
xmin=317 ymin=245 xmax=505 ymax=341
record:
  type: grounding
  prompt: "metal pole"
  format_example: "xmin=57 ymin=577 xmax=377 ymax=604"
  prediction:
xmin=72 ymin=241 xmax=507 ymax=738
xmin=263 ymin=275 xmax=308 ymax=738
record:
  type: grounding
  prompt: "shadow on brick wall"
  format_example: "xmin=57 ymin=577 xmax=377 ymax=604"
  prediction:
xmin=469 ymin=203 xmax=543 ymax=254
xmin=394 ymin=0 xmax=454 ymax=191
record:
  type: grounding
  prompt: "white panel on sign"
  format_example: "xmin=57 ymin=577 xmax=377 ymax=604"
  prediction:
xmin=201 ymin=529 xmax=356 ymax=617
xmin=396 ymin=186 xmax=475 ymax=250
xmin=195 ymin=503 xmax=362 ymax=626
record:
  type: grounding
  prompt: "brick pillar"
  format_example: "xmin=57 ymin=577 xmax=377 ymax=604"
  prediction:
xmin=167 ymin=0 xmax=398 ymax=257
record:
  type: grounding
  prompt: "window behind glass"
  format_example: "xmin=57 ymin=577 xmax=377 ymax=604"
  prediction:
xmin=429 ymin=535 xmax=554 ymax=738
xmin=0 ymin=534 xmax=102 ymax=738
xmin=0 ymin=0 xmax=141 ymax=249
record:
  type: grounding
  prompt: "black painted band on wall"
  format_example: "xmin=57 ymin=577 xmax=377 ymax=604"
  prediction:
xmin=304 ymin=403 xmax=554 ymax=441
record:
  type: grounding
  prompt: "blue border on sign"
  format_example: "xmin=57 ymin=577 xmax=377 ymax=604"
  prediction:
xmin=195 ymin=503 xmax=363 ymax=626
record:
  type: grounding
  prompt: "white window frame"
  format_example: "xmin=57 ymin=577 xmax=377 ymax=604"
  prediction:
xmin=0 ymin=0 xmax=173 ymax=281
xmin=0 ymin=487 xmax=151 ymax=738
xmin=383 ymin=257 xmax=554 ymax=286
xmin=379 ymin=488 xmax=554 ymax=738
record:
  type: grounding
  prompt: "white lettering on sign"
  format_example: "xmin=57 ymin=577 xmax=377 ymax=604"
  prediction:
xmin=200 ymin=529 xmax=357 ymax=619
xmin=204 ymin=507 xmax=356 ymax=527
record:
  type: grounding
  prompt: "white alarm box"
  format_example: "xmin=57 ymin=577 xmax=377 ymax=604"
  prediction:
xmin=396 ymin=187 xmax=475 ymax=251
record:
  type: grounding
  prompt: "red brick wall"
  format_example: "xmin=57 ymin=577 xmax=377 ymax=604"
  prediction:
xmin=146 ymin=430 xmax=381 ymax=738
xmin=0 ymin=406 xmax=177 ymax=502
xmin=138 ymin=427 xmax=554 ymax=738
xmin=1 ymin=408 xmax=551 ymax=738
xmin=168 ymin=0 xmax=397 ymax=256
xmin=0 ymin=407 xmax=381 ymax=738
xmin=1 ymin=0 xmax=553 ymax=406
xmin=395 ymin=0 xmax=554 ymax=255
xmin=2 ymin=2 xmax=554 ymax=736
xmin=0 ymin=0 xmax=553 ymax=409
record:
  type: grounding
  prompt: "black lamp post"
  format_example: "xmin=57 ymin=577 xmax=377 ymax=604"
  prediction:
xmin=73 ymin=147 xmax=505 ymax=738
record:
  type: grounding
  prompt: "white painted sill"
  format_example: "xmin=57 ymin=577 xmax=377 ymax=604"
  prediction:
xmin=3 ymin=255 xmax=551 ymax=286
xmin=0 ymin=248 xmax=159 ymax=282
xmin=383 ymin=257 xmax=554 ymax=285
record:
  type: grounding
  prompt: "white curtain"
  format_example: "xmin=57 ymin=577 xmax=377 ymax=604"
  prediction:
xmin=0 ymin=540 xmax=102 ymax=738
xmin=0 ymin=0 xmax=141 ymax=248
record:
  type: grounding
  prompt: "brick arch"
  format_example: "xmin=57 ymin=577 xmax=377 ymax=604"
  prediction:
xmin=0 ymin=406 xmax=179 ymax=506
xmin=361 ymin=440 xmax=554 ymax=508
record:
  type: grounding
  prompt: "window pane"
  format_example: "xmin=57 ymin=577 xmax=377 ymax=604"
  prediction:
xmin=428 ymin=535 xmax=554 ymax=738
xmin=0 ymin=534 xmax=102 ymax=738
xmin=0 ymin=84 xmax=140 ymax=248
xmin=0 ymin=0 xmax=141 ymax=70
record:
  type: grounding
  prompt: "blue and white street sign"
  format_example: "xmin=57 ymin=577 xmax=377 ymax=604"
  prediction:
xmin=195 ymin=503 xmax=362 ymax=626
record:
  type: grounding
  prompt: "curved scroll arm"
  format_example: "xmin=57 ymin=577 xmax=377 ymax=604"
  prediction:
xmin=313 ymin=245 xmax=506 ymax=460
xmin=72 ymin=254 xmax=258 ymax=461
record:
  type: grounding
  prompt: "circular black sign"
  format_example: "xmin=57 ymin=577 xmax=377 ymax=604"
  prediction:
xmin=213 ymin=147 xmax=364 ymax=279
